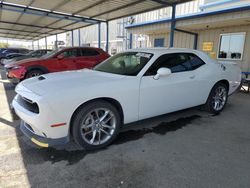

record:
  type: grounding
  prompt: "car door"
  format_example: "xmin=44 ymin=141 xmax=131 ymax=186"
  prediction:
xmin=74 ymin=48 xmax=100 ymax=69
xmin=56 ymin=48 xmax=79 ymax=71
xmin=139 ymin=53 xmax=206 ymax=120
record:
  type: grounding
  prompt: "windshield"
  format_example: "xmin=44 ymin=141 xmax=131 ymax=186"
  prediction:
xmin=94 ymin=52 xmax=153 ymax=76
xmin=41 ymin=49 xmax=60 ymax=59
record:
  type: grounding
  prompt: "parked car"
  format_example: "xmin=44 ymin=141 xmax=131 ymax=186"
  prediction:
xmin=1 ymin=49 xmax=53 ymax=66
xmin=0 ymin=48 xmax=30 ymax=60
xmin=5 ymin=47 xmax=110 ymax=84
xmin=12 ymin=48 xmax=241 ymax=149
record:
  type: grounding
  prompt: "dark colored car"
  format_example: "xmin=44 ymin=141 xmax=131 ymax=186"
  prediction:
xmin=1 ymin=49 xmax=53 ymax=65
xmin=0 ymin=48 xmax=30 ymax=59
xmin=5 ymin=47 xmax=110 ymax=83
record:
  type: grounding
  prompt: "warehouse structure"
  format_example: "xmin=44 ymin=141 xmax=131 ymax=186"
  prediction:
xmin=0 ymin=0 xmax=191 ymax=51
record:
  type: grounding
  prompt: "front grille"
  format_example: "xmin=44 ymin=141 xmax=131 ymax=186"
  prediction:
xmin=17 ymin=95 xmax=39 ymax=114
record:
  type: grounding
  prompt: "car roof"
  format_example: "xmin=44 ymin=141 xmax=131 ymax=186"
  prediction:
xmin=60 ymin=46 xmax=101 ymax=50
xmin=127 ymin=47 xmax=201 ymax=55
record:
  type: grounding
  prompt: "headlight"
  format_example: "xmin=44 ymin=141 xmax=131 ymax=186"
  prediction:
xmin=10 ymin=65 xmax=22 ymax=70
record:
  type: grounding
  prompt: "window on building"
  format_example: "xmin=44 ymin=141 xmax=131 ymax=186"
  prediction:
xmin=218 ymin=33 xmax=245 ymax=60
xmin=154 ymin=38 xmax=165 ymax=47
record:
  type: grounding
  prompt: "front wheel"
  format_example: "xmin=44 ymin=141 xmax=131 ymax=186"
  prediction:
xmin=205 ymin=82 xmax=228 ymax=114
xmin=25 ymin=69 xmax=44 ymax=79
xmin=72 ymin=100 xmax=121 ymax=150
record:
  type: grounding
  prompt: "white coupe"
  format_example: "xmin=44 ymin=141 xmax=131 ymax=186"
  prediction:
xmin=12 ymin=48 xmax=241 ymax=149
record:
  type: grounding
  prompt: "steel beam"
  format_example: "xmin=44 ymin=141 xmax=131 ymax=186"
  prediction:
xmin=98 ymin=23 xmax=101 ymax=48
xmin=106 ymin=22 xmax=109 ymax=52
xmin=129 ymin=33 xmax=133 ymax=49
xmin=71 ymin=30 xmax=74 ymax=47
xmin=169 ymin=4 xmax=176 ymax=47
xmin=78 ymin=29 xmax=81 ymax=46
xmin=56 ymin=34 xmax=58 ymax=49
xmin=45 ymin=37 xmax=48 ymax=50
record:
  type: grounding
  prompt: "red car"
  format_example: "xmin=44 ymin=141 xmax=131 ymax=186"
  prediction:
xmin=5 ymin=47 xmax=110 ymax=83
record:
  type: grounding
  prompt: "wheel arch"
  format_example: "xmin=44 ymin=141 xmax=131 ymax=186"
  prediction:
xmin=216 ymin=79 xmax=229 ymax=90
xmin=25 ymin=65 xmax=49 ymax=76
xmin=69 ymin=97 xmax=124 ymax=136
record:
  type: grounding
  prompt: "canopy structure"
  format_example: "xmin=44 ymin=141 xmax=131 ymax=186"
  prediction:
xmin=0 ymin=0 xmax=191 ymax=41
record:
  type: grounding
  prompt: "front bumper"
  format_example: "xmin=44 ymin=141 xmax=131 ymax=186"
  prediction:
xmin=20 ymin=120 xmax=69 ymax=147
xmin=5 ymin=66 xmax=26 ymax=83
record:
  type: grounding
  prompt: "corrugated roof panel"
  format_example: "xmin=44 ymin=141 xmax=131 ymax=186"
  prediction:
xmin=0 ymin=0 xmax=191 ymax=40
xmin=1 ymin=10 xmax=22 ymax=22
xmin=4 ymin=0 xmax=31 ymax=6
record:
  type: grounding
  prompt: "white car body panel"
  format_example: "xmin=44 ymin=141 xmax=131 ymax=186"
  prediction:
xmin=12 ymin=48 xmax=241 ymax=140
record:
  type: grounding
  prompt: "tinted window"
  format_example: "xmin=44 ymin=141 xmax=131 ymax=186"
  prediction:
xmin=82 ymin=49 xmax=100 ymax=56
xmin=145 ymin=53 xmax=205 ymax=75
xmin=62 ymin=49 xmax=80 ymax=57
xmin=19 ymin=49 xmax=29 ymax=54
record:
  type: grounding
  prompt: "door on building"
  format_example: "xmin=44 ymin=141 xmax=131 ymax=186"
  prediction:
xmin=154 ymin=38 xmax=165 ymax=47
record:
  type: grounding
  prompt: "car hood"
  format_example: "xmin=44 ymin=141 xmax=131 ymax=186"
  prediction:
xmin=17 ymin=69 xmax=126 ymax=96
xmin=5 ymin=58 xmax=40 ymax=68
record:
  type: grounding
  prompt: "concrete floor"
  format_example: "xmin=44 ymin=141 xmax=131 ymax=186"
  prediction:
xmin=0 ymin=68 xmax=250 ymax=188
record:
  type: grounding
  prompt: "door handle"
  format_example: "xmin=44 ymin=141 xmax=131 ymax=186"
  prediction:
xmin=189 ymin=75 xmax=195 ymax=79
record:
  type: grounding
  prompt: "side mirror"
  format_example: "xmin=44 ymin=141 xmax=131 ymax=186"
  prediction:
xmin=57 ymin=54 xmax=64 ymax=60
xmin=153 ymin=68 xmax=171 ymax=80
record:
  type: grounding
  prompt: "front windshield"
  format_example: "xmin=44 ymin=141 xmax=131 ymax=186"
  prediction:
xmin=41 ymin=49 xmax=60 ymax=59
xmin=94 ymin=52 xmax=153 ymax=76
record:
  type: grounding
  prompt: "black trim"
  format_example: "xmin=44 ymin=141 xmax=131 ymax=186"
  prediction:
xmin=20 ymin=121 xmax=70 ymax=147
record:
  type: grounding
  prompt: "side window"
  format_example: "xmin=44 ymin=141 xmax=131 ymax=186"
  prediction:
xmin=145 ymin=53 xmax=205 ymax=76
xmin=83 ymin=49 xmax=100 ymax=56
xmin=187 ymin=54 xmax=205 ymax=70
xmin=62 ymin=49 xmax=80 ymax=58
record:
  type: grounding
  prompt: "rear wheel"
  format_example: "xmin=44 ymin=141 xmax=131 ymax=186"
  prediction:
xmin=72 ymin=100 xmax=121 ymax=150
xmin=25 ymin=69 xmax=44 ymax=79
xmin=205 ymin=82 xmax=228 ymax=114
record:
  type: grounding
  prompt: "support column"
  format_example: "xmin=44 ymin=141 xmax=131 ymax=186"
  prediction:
xmin=32 ymin=41 xmax=34 ymax=50
xmin=78 ymin=29 xmax=81 ymax=46
xmin=71 ymin=30 xmax=74 ymax=47
xmin=98 ymin=22 xmax=101 ymax=48
xmin=169 ymin=4 xmax=176 ymax=47
xmin=55 ymin=34 xmax=58 ymax=49
xmin=129 ymin=33 xmax=133 ymax=49
xmin=106 ymin=21 xmax=109 ymax=52
xmin=38 ymin=40 xmax=40 ymax=49
xmin=45 ymin=37 xmax=47 ymax=50
xmin=194 ymin=34 xmax=198 ymax=49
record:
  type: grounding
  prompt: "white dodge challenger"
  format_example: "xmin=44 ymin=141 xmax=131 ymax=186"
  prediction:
xmin=12 ymin=48 xmax=241 ymax=149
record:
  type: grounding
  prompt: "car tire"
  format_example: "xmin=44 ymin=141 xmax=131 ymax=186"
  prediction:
xmin=205 ymin=82 xmax=228 ymax=114
xmin=71 ymin=100 xmax=121 ymax=150
xmin=25 ymin=69 xmax=44 ymax=79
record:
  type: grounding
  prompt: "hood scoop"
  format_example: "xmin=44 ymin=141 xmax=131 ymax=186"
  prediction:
xmin=38 ymin=76 xmax=46 ymax=81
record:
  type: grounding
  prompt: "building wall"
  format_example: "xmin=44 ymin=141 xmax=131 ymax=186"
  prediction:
xmin=145 ymin=24 xmax=250 ymax=71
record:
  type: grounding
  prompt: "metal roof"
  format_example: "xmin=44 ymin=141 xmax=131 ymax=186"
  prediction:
xmin=0 ymin=0 xmax=191 ymax=41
